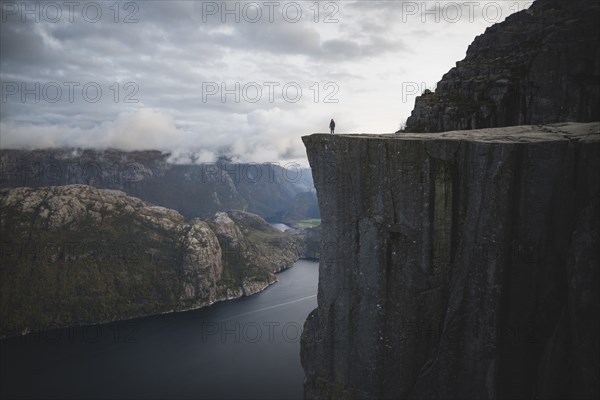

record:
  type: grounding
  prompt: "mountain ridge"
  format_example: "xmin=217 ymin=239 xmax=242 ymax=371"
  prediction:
xmin=0 ymin=148 xmax=317 ymax=222
xmin=404 ymin=0 xmax=600 ymax=133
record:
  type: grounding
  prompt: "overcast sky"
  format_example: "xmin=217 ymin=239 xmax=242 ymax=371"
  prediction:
xmin=0 ymin=0 xmax=532 ymax=164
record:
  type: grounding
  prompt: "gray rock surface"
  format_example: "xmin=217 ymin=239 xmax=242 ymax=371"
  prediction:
xmin=181 ymin=219 xmax=223 ymax=305
xmin=209 ymin=210 xmax=298 ymax=295
xmin=0 ymin=185 xmax=298 ymax=337
xmin=301 ymin=122 xmax=599 ymax=399
xmin=292 ymin=225 xmax=322 ymax=260
xmin=405 ymin=0 xmax=600 ymax=133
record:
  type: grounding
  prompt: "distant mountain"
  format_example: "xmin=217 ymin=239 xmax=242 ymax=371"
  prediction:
xmin=0 ymin=185 xmax=298 ymax=337
xmin=0 ymin=149 xmax=317 ymax=222
xmin=404 ymin=0 xmax=600 ymax=133
xmin=283 ymin=191 xmax=320 ymax=225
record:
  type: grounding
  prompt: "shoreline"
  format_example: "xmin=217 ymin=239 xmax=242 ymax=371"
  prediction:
xmin=0 ymin=258 xmax=318 ymax=341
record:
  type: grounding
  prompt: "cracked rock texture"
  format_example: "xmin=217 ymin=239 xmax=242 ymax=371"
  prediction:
xmin=405 ymin=0 xmax=600 ymax=133
xmin=0 ymin=185 xmax=298 ymax=337
xmin=300 ymin=122 xmax=599 ymax=399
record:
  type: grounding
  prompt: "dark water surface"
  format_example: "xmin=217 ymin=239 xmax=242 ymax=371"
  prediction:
xmin=0 ymin=260 xmax=319 ymax=399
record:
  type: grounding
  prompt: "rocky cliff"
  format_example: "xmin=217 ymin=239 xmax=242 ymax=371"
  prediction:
xmin=301 ymin=122 xmax=599 ymax=399
xmin=0 ymin=149 xmax=315 ymax=222
xmin=0 ymin=185 xmax=298 ymax=337
xmin=405 ymin=0 xmax=600 ymax=133
xmin=292 ymin=225 xmax=322 ymax=260
xmin=209 ymin=210 xmax=299 ymax=296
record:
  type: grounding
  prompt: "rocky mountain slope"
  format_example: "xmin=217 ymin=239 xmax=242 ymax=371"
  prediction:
xmin=282 ymin=191 xmax=320 ymax=225
xmin=0 ymin=185 xmax=298 ymax=337
xmin=405 ymin=0 xmax=600 ymax=133
xmin=0 ymin=149 xmax=316 ymax=222
xmin=209 ymin=210 xmax=298 ymax=295
xmin=301 ymin=122 xmax=599 ymax=399
xmin=291 ymin=225 xmax=321 ymax=260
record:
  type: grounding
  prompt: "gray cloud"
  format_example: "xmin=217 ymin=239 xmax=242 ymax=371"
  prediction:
xmin=0 ymin=0 xmax=526 ymax=163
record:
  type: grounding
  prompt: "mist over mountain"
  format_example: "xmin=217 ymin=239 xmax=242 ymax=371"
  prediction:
xmin=0 ymin=148 xmax=317 ymax=222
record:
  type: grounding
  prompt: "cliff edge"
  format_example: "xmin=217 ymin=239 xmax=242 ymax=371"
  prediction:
xmin=300 ymin=122 xmax=599 ymax=399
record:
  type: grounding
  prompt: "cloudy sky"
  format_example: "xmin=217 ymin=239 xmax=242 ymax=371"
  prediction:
xmin=1 ymin=1 xmax=532 ymax=164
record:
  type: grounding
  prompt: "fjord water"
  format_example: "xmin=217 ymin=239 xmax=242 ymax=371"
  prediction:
xmin=0 ymin=260 xmax=318 ymax=399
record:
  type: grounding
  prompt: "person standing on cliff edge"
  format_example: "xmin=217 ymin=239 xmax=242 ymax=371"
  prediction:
xmin=329 ymin=119 xmax=335 ymax=134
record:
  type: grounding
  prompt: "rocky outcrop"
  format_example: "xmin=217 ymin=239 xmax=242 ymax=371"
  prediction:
xmin=0 ymin=185 xmax=298 ymax=337
xmin=405 ymin=0 xmax=600 ymax=133
xmin=181 ymin=219 xmax=223 ymax=304
xmin=0 ymin=149 xmax=316 ymax=222
xmin=301 ymin=123 xmax=599 ymax=399
xmin=292 ymin=225 xmax=322 ymax=260
xmin=209 ymin=210 xmax=298 ymax=296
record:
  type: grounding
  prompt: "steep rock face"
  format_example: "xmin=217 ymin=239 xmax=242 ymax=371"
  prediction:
xmin=405 ymin=0 xmax=600 ymax=133
xmin=210 ymin=210 xmax=299 ymax=296
xmin=292 ymin=225 xmax=322 ymax=260
xmin=301 ymin=123 xmax=599 ymax=399
xmin=0 ymin=149 xmax=316 ymax=221
xmin=181 ymin=219 xmax=223 ymax=305
xmin=0 ymin=185 xmax=298 ymax=337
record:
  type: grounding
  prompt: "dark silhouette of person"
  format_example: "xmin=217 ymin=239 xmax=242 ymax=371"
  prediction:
xmin=329 ymin=119 xmax=335 ymax=134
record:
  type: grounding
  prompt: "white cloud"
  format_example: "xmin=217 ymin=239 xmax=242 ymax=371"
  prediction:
xmin=0 ymin=0 xmax=530 ymax=162
xmin=1 ymin=108 xmax=180 ymax=151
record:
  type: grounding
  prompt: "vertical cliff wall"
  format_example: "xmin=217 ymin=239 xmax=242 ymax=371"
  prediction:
xmin=405 ymin=0 xmax=600 ymax=133
xmin=300 ymin=122 xmax=599 ymax=399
